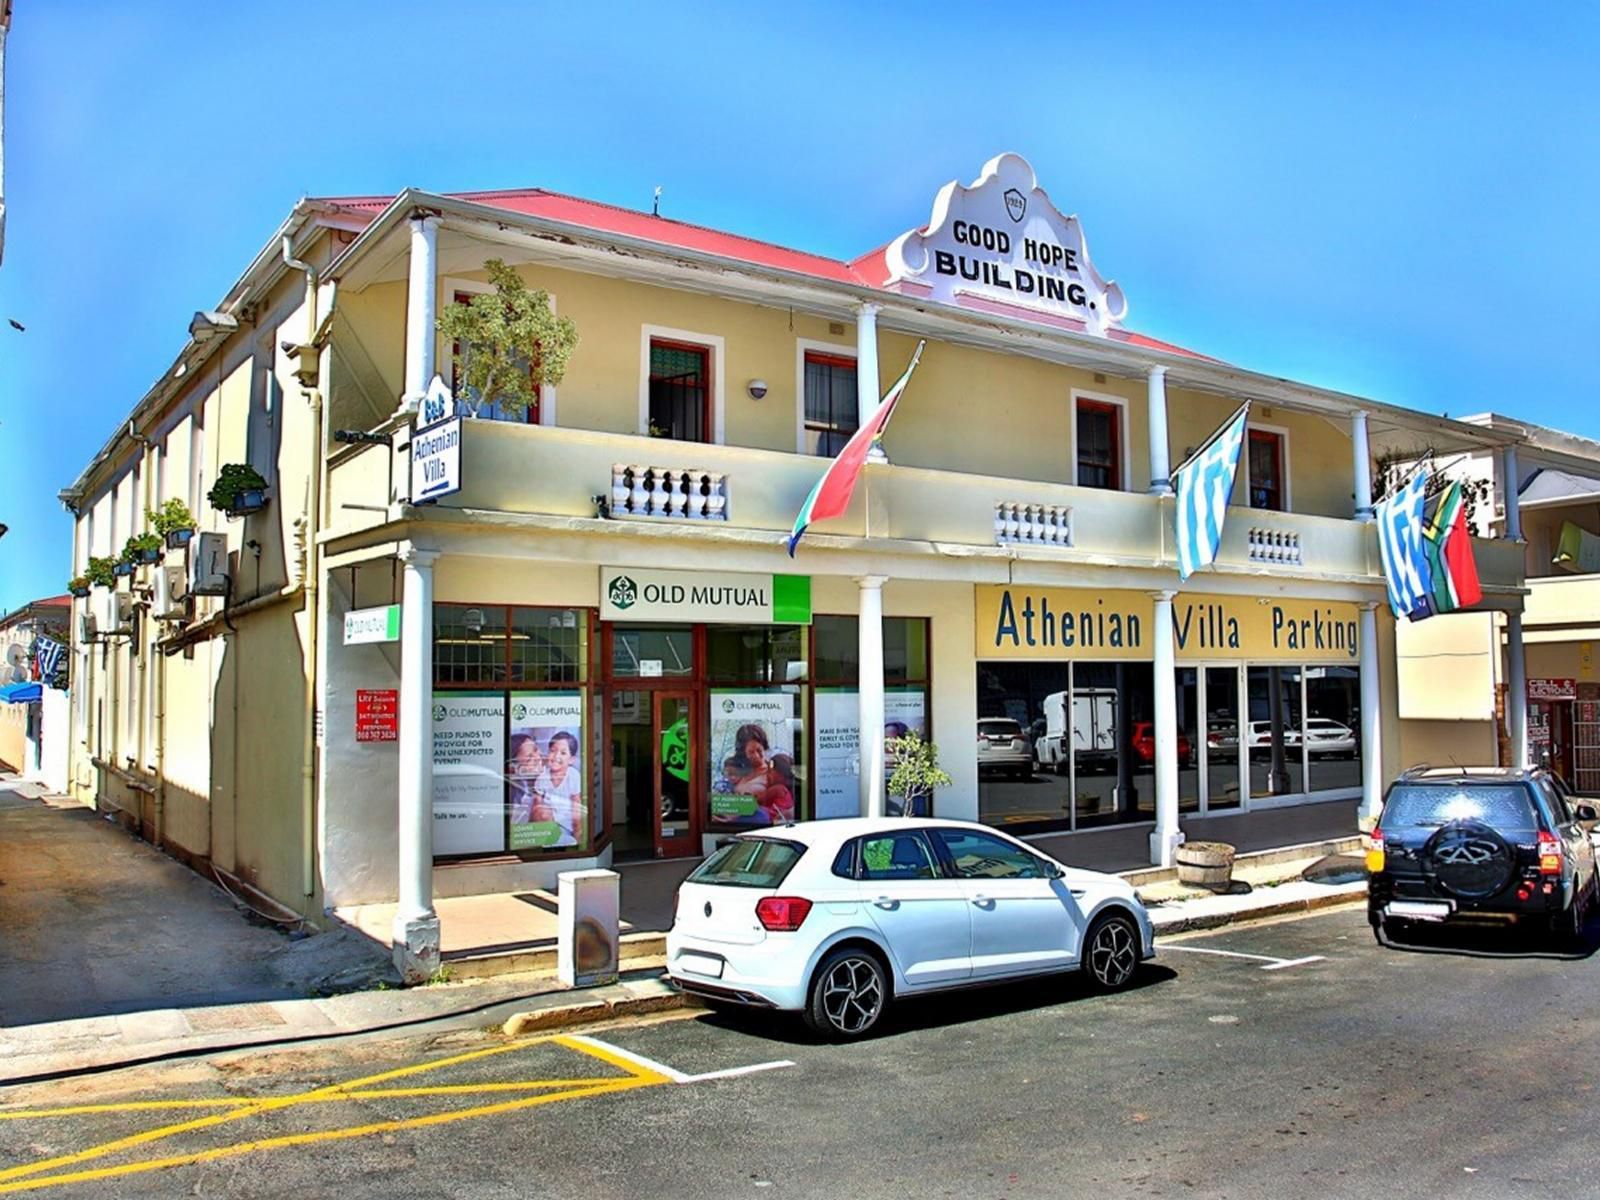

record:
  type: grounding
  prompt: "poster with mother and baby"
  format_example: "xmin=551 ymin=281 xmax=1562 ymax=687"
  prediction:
xmin=507 ymin=691 xmax=586 ymax=851
xmin=708 ymin=691 xmax=799 ymax=828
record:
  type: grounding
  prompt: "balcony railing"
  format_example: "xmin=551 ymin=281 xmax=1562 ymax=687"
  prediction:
xmin=320 ymin=420 xmax=1525 ymax=598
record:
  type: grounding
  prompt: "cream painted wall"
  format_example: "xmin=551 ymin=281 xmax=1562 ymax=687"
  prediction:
xmin=1400 ymin=719 xmax=1498 ymax=770
xmin=1395 ymin=610 xmax=1498 ymax=721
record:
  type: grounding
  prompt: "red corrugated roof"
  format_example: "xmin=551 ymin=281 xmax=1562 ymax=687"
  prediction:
xmin=318 ymin=188 xmax=1212 ymax=360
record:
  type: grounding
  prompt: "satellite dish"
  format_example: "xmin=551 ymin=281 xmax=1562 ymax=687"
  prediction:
xmin=4 ymin=643 xmax=25 ymax=683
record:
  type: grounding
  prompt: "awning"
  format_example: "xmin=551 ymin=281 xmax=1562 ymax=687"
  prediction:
xmin=0 ymin=682 xmax=42 ymax=704
xmin=1519 ymin=467 xmax=1600 ymax=509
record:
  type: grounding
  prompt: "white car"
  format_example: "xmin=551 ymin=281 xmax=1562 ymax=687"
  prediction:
xmin=976 ymin=718 xmax=1033 ymax=779
xmin=1304 ymin=718 xmax=1357 ymax=756
xmin=666 ymin=817 xmax=1155 ymax=1039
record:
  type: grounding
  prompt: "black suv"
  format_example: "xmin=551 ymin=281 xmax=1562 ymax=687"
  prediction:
xmin=1368 ymin=767 xmax=1600 ymax=946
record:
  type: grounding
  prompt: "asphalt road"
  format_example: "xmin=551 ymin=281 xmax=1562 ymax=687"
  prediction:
xmin=5 ymin=906 xmax=1600 ymax=1199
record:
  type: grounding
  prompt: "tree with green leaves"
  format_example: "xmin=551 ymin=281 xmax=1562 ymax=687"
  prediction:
xmin=885 ymin=730 xmax=954 ymax=818
xmin=435 ymin=259 xmax=579 ymax=418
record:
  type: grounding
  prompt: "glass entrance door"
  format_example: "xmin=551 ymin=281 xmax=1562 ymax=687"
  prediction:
xmin=653 ymin=691 xmax=698 ymax=857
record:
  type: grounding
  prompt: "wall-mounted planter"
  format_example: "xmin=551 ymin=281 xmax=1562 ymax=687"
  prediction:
xmin=136 ymin=547 xmax=162 ymax=565
xmin=226 ymin=489 xmax=268 ymax=517
xmin=69 ymin=586 xmax=91 ymax=599
xmin=112 ymin=561 xmax=134 ymax=578
xmin=165 ymin=528 xmax=195 ymax=550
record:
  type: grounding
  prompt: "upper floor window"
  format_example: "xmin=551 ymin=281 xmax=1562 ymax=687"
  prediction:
xmin=648 ymin=339 xmax=711 ymax=443
xmin=450 ymin=290 xmax=541 ymax=425
xmin=1247 ymin=428 xmax=1287 ymax=512
xmin=1076 ymin=398 xmax=1122 ymax=490
xmin=803 ymin=352 xmax=858 ymax=456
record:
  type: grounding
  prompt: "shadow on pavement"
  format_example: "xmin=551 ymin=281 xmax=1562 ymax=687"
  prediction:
xmin=1373 ymin=913 xmax=1600 ymax=962
xmin=690 ymin=963 xmax=1180 ymax=1045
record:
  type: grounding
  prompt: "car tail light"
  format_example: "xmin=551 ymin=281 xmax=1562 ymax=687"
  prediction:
xmin=1365 ymin=829 xmax=1385 ymax=874
xmin=1538 ymin=832 xmax=1563 ymax=875
xmin=755 ymin=896 xmax=813 ymax=931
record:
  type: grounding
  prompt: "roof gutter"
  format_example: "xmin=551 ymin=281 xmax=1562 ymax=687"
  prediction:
xmin=59 ymin=198 xmax=348 ymax=508
xmin=327 ymin=190 xmax=1524 ymax=455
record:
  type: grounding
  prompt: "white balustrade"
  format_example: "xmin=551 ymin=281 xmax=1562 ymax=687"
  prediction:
xmin=994 ymin=501 xmax=1072 ymax=547
xmin=1247 ymin=526 xmax=1303 ymax=566
xmin=610 ymin=464 xmax=729 ymax=521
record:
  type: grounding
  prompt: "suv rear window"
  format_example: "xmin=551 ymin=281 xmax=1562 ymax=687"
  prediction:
xmin=689 ymin=838 xmax=804 ymax=889
xmin=1381 ymin=783 xmax=1541 ymax=836
xmin=979 ymin=720 xmax=1021 ymax=736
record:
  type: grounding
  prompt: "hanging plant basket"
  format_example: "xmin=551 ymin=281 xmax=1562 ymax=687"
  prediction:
xmin=123 ymin=532 xmax=163 ymax=567
xmin=86 ymin=556 xmax=118 ymax=590
xmin=207 ymin=464 xmax=270 ymax=518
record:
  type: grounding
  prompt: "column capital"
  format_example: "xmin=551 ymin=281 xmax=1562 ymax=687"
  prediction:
xmin=1148 ymin=588 xmax=1177 ymax=603
xmin=408 ymin=211 xmax=442 ymax=231
xmin=855 ymin=574 xmax=888 ymax=589
xmin=1146 ymin=363 xmax=1168 ymax=382
xmin=1359 ymin=599 xmax=1382 ymax=612
xmin=398 ymin=545 xmax=440 ymax=568
xmin=856 ymin=301 xmax=881 ymax=320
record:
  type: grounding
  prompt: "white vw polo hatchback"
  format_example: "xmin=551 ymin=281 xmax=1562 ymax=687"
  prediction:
xmin=666 ymin=818 xmax=1155 ymax=1039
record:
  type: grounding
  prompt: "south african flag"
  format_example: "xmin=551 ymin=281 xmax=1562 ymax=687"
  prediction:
xmin=1412 ymin=480 xmax=1483 ymax=618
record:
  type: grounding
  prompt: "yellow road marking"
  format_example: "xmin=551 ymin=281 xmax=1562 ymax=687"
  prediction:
xmin=0 ymin=1078 xmax=656 ymax=1195
xmin=0 ymin=1033 xmax=652 ymax=1188
xmin=0 ymin=1079 xmax=617 ymax=1120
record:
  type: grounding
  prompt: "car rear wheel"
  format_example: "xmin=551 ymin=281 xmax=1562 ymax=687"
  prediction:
xmin=1083 ymin=912 xmax=1140 ymax=991
xmin=804 ymin=947 xmax=889 ymax=1040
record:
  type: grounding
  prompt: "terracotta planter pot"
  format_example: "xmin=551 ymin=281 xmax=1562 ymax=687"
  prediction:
xmin=1176 ymin=841 xmax=1236 ymax=891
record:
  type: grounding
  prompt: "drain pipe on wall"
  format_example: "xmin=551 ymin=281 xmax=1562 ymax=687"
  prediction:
xmin=281 ymin=234 xmax=330 ymax=905
xmin=127 ymin=420 xmax=163 ymax=846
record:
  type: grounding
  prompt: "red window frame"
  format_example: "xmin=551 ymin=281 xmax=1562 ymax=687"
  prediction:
xmin=802 ymin=351 xmax=859 ymax=456
xmin=1247 ymin=429 xmax=1285 ymax=512
xmin=449 ymin=290 xmax=541 ymax=425
xmin=648 ymin=338 xmax=713 ymax=444
xmin=1076 ymin=399 xmax=1122 ymax=491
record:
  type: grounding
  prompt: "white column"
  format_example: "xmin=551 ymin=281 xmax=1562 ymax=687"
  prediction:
xmin=1147 ymin=365 xmax=1172 ymax=496
xmin=1358 ymin=601 xmax=1384 ymax=829
xmin=858 ymin=575 xmax=887 ymax=818
xmin=1502 ymin=445 xmax=1523 ymax=541
xmin=401 ymin=215 xmax=440 ymax=414
xmin=857 ymin=303 xmax=883 ymax=464
xmin=393 ymin=545 xmax=440 ymax=982
xmin=1506 ymin=611 xmax=1529 ymax=768
xmin=1149 ymin=590 xmax=1181 ymax=866
xmin=1352 ymin=410 xmax=1374 ymax=521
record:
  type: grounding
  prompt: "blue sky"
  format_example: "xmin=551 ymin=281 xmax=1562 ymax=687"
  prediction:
xmin=1 ymin=1 xmax=1596 ymax=611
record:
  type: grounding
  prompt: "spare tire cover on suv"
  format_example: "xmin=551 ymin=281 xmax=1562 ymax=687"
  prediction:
xmin=1423 ymin=820 xmax=1516 ymax=900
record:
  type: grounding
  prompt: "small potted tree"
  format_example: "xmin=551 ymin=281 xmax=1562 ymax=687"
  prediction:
xmin=86 ymin=556 xmax=118 ymax=590
xmin=123 ymin=532 xmax=163 ymax=566
xmin=208 ymin=463 xmax=269 ymax=517
xmin=885 ymin=730 xmax=954 ymax=818
xmin=68 ymin=574 xmax=91 ymax=599
xmin=148 ymin=498 xmax=198 ymax=549
xmin=435 ymin=258 xmax=579 ymax=419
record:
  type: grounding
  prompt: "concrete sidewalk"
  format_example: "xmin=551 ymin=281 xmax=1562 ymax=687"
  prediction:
xmin=1 ymin=839 xmax=1367 ymax=1085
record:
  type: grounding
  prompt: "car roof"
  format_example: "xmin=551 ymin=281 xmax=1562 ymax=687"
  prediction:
xmin=735 ymin=817 xmax=1009 ymax=847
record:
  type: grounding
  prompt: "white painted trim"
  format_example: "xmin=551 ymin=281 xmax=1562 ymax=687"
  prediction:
xmin=1244 ymin=420 xmax=1292 ymax=512
xmin=438 ymin=275 xmax=557 ymax=427
xmin=1069 ymin=387 xmax=1134 ymax=493
xmin=639 ymin=324 xmax=726 ymax=445
xmin=794 ymin=337 xmax=858 ymax=455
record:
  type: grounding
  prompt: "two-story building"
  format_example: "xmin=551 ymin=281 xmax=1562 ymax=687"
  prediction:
xmin=61 ymin=153 xmax=1529 ymax=979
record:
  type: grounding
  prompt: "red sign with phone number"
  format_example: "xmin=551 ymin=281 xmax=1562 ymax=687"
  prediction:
xmin=356 ymin=689 xmax=399 ymax=742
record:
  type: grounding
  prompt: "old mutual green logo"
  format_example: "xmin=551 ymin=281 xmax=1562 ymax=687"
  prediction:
xmin=608 ymin=575 xmax=637 ymax=610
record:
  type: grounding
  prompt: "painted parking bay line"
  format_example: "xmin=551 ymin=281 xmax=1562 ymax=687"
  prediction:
xmin=1160 ymin=944 xmax=1327 ymax=971
xmin=0 ymin=1033 xmax=791 ymax=1195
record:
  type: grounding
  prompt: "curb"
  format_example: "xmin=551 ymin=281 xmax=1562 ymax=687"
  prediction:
xmin=1151 ymin=882 xmax=1368 ymax=936
xmin=502 ymin=981 xmax=698 ymax=1037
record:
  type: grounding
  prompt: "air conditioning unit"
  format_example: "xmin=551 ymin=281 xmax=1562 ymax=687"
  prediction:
xmin=154 ymin=562 xmax=189 ymax=621
xmin=187 ymin=531 xmax=229 ymax=597
xmin=79 ymin=611 xmax=99 ymax=643
xmin=96 ymin=588 xmax=131 ymax=636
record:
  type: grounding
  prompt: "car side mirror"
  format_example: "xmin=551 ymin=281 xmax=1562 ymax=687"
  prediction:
xmin=1576 ymin=804 xmax=1599 ymax=823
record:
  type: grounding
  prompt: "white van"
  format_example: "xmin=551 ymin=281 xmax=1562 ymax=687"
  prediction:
xmin=1034 ymin=688 xmax=1118 ymax=773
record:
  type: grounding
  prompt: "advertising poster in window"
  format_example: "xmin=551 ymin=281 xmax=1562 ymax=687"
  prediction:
xmin=508 ymin=691 xmax=586 ymax=851
xmin=432 ymin=691 xmax=507 ymax=856
xmin=708 ymin=691 xmax=797 ymax=827
xmin=814 ymin=688 xmax=927 ymax=819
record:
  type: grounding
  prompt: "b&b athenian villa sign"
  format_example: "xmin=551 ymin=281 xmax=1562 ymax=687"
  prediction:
xmin=882 ymin=152 xmax=1128 ymax=336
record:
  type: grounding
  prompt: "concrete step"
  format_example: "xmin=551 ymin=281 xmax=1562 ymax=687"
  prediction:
xmin=444 ymin=931 xmax=666 ymax=981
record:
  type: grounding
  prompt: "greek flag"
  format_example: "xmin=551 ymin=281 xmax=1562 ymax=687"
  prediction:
xmin=1174 ymin=402 xmax=1250 ymax=580
xmin=34 ymin=636 xmax=65 ymax=684
xmin=1376 ymin=465 xmax=1434 ymax=618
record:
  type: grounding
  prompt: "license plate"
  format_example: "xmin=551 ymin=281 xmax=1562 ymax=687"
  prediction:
xmin=678 ymin=953 xmax=724 ymax=978
xmin=1386 ymin=900 xmax=1452 ymax=921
